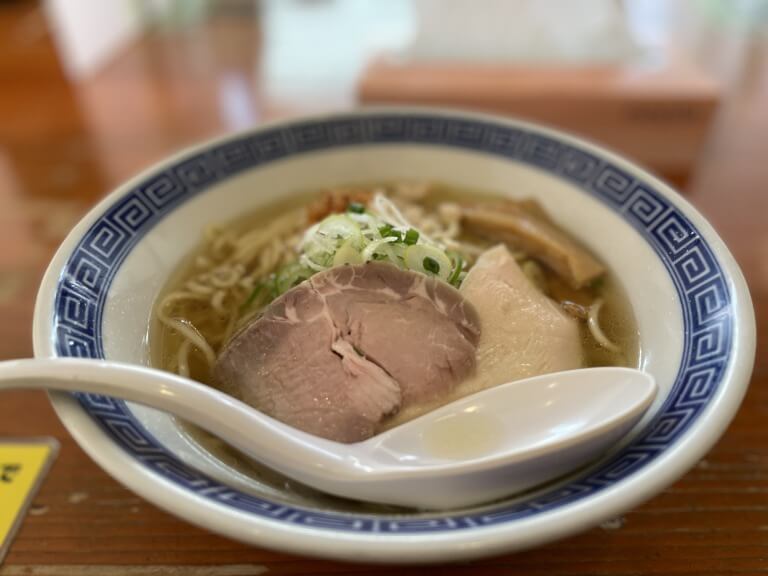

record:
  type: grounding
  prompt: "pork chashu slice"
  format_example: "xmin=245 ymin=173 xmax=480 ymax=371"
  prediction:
xmin=214 ymin=262 xmax=481 ymax=443
xmin=459 ymin=244 xmax=582 ymax=394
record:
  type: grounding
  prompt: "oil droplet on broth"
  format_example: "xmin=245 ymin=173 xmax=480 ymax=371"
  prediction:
xmin=421 ymin=409 xmax=504 ymax=459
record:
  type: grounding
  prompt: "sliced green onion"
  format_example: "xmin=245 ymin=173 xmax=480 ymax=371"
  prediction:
xmin=378 ymin=224 xmax=403 ymax=241
xmin=448 ymin=254 xmax=464 ymax=286
xmin=304 ymin=214 xmax=363 ymax=268
xmin=269 ymin=272 xmax=280 ymax=299
xmin=404 ymin=228 xmax=420 ymax=245
xmin=362 ymin=237 xmax=397 ymax=261
xmin=240 ymin=283 xmax=265 ymax=311
xmin=423 ymin=256 xmax=440 ymax=275
xmin=405 ymin=244 xmax=452 ymax=281
xmin=333 ymin=240 xmax=364 ymax=266
xmin=272 ymin=262 xmax=313 ymax=296
xmin=293 ymin=203 xmax=459 ymax=289
xmin=316 ymin=214 xmax=362 ymax=242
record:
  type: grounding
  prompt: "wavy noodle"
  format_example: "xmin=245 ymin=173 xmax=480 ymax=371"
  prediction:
xmin=155 ymin=207 xmax=306 ymax=377
xmin=177 ymin=340 xmax=192 ymax=378
xmin=185 ymin=277 xmax=215 ymax=295
xmin=159 ymin=315 xmax=217 ymax=367
xmin=211 ymin=290 xmax=228 ymax=314
xmin=587 ymin=298 xmax=621 ymax=352
xmin=211 ymin=231 xmax=236 ymax=259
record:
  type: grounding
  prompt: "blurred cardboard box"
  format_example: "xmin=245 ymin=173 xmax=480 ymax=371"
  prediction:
xmin=358 ymin=63 xmax=720 ymax=186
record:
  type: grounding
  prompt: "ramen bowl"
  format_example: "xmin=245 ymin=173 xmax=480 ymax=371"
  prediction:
xmin=34 ymin=109 xmax=755 ymax=563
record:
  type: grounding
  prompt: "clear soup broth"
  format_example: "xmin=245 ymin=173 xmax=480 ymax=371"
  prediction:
xmin=149 ymin=182 xmax=640 ymax=510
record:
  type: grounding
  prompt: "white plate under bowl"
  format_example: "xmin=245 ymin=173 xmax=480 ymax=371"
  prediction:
xmin=33 ymin=109 xmax=755 ymax=563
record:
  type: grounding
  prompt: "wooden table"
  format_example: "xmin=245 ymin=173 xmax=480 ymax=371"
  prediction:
xmin=1 ymin=4 xmax=766 ymax=574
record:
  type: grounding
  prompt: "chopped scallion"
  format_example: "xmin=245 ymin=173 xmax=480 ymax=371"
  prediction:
xmin=448 ymin=254 xmax=464 ymax=286
xmin=347 ymin=202 xmax=365 ymax=214
xmin=379 ymin=224 xmax=403 ymax=242
xmin=404 ymin=228 xmax=420 ymax=245
xmin=240 ymin=283 xmax=264 ymax=311
xmin=269 ymin=272 xmax=280 ymax=299
xmin=423 ymin=256 xmax=440 ymax=274
xmin=378 ymin=224 xmax=402 ymax=241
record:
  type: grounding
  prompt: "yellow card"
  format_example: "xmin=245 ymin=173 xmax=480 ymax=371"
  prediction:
xmin=0 ymin=439 xmax=58 ymax=563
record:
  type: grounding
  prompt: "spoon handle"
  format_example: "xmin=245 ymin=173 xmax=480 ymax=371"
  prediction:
xmin=0 ymin=358 xmax=346 ymax=471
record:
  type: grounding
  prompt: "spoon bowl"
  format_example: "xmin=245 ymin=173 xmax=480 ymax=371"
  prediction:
xmin=0 ymin=359 xmax=655 ymax=508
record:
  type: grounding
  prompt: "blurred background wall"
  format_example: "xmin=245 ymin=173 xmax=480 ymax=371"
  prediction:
xmin=25 ymin=0 xmax=768 ymax=184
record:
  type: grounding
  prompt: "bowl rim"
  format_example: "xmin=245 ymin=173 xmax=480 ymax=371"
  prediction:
xmin=33 ymin=106 xmax=756 ymax=563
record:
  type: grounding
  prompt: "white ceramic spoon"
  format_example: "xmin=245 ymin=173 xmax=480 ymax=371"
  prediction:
xmin=0 ymin=359 xmax=656 ymax=509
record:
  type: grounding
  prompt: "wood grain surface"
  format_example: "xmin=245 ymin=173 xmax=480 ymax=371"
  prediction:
xmin=0 ymin=3 xmax=766 ymax=574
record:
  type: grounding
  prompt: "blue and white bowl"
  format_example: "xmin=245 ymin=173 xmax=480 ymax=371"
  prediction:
xmin=34 ymin=109 xmax=755 ymax=563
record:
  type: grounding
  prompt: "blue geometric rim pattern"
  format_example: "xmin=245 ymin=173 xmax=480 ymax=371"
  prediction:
xmin=53 ymin=114 xmax=732 ymax=533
